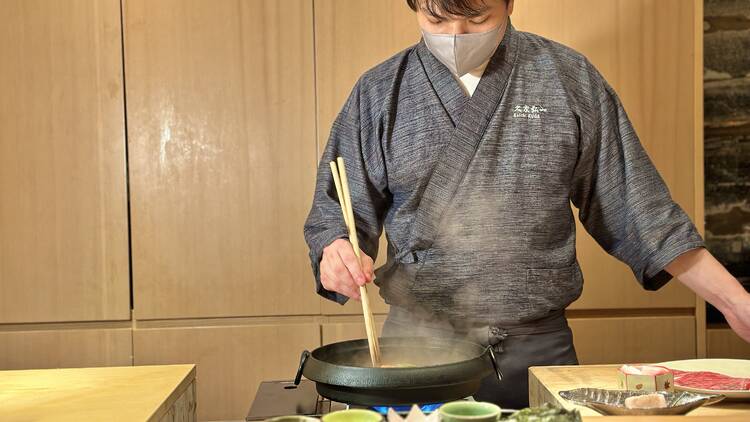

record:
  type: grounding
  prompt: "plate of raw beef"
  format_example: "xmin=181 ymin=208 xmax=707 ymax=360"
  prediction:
xmin=658 ymin=359 xmax=750 ymax=400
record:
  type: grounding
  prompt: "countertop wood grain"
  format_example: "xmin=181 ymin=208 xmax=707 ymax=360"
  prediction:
xmin=0 ymin=364 xmax=195 ymax=421
xmin=529 ymin=364 xmax=750 ymax=420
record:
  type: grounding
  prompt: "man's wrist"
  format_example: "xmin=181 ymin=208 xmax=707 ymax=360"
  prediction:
xmin=724 ymin=289 xmax=750 ymax=314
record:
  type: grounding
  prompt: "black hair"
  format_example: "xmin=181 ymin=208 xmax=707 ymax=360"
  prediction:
xmin=406 ymin=0 xmax=502 ymax=18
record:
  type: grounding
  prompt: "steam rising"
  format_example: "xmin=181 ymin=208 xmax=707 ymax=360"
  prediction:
xmin=331 ymin=336 xmax=486 ymax=368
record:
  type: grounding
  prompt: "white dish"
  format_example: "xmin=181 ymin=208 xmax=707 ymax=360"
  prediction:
xmin=657 ymin=359 xmax=750 ymax=400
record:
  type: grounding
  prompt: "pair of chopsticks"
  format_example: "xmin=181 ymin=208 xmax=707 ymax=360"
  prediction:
xmin=330 ymin=157 xmax=382 ymax=367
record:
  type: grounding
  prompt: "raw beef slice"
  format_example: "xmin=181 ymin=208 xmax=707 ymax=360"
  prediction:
xmin=670 ymin=369 xmax=750 ymax=390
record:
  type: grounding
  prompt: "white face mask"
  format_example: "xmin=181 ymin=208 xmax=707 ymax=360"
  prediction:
xmin=421 ymin=23 xmax=504 ymax=76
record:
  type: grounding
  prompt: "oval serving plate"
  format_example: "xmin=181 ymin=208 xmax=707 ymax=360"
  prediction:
xmin=558 ymin=388 xmax=724 ymax=416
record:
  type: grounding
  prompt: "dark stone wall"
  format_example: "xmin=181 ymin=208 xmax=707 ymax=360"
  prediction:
xmin=704 ymin=0 xmax=750 ymax=282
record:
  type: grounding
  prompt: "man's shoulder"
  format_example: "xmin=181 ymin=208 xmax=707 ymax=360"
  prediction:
xmin=356 ymin=43 xmax=420 ymax=94
xmin=516 ymin=30 xmax=591 ymax=74
xmin=515 ymin=29 xmax=609 ymax=103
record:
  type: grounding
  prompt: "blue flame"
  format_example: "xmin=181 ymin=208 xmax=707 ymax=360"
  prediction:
xmin=370 ymin=403 xmax=443 ymax=415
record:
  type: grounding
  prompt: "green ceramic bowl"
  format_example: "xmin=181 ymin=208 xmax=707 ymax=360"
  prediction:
xmin=438 ymin=401 xmax=502 ymax=422
xmin=321 ymin=409 xmax=382 ymax=422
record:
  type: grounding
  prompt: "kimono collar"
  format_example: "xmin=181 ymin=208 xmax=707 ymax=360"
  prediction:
xmin=415 ymin=20 xmax=519 ymax=127
xmin=407 ymin=21 xmax=521 ymax=255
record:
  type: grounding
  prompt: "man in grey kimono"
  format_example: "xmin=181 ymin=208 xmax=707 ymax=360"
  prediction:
xmin=304 ymin=0 xmax=750 ymax=409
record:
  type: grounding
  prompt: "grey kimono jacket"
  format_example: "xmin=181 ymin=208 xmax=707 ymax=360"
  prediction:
xmin=304 ymin=24 xmax=704 ymax=326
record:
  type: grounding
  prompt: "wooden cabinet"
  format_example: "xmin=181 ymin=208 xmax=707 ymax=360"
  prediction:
xmin=0 ymin=328 xmax=132 ymax=370
xmin=124 ymin=0 xmax=320 ymax=319
xmin=133 ymin=322 xmax=320 ymax=421
xmin=569 ymin=316 xmax=696 ymax=364
xmin=0 ymin=2 xmax=708 ymax=420
xmin=314 ymin=0 xmax=420 ymax=154
xmin=707 ymin=328 xmax=750 ymax=358
xmin=0 ymin=0 xmax=129 ymax=323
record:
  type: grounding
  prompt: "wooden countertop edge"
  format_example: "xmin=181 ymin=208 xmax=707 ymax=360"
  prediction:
xmin=146 ymin=364 xmax=197 ymax=422
xmin=530 ymin=364 xmax=619 ymax=370
xmin=528 ymin=363 xmax=619 ymax=408
xmin=528 ymin=365 xmax=590 ymax=411
xmin=528 ymin=367 xmax=560 ymax=408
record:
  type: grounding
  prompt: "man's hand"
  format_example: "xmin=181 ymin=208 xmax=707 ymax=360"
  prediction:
xmin=320 ymin=238 xmax=375 ymax=301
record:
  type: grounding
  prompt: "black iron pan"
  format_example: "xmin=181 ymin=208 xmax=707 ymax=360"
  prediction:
xmin=294 ymin=337 xmax=501 ymax=406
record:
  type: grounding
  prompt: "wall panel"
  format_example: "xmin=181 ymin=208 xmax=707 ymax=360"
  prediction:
xmin=124 ymin=0 xmax=319 ymax=319
xmin=0 ymin=0 xmax=130 ymax=323
xmin=133 ymin=323 xmax=320 ymax=421
xmin=321 ymin=316 xmax=387 ymax=344
xmin=570 ymin=316 xmax=696 ymax=364
xmin=314 ymin=0 xmax=419 ymax=153
xmin=0 ymin=328 xmax=132 ymax=370
xmin=707 ymin=328 xmax=750 ymax=359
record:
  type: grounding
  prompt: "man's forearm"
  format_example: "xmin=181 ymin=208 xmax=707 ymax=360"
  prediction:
xmin=666 ymin=248 xmax=747 ymax=314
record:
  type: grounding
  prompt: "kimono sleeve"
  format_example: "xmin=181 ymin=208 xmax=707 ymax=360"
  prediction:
xmin=303 ymin=79 xmax=390 ymax=304
xmin=570 ymin=61 xmax=705 ymax=290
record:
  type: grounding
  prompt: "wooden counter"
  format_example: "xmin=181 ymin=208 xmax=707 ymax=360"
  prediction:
xmin=529 ymin=365 xmax=750 ymax=420
xmin=0 ymin=364 xmax=196 ymax=422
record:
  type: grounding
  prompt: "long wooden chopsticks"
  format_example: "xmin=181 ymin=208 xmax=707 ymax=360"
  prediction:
xmin=329 ymin=157 xmax=382 ymax=367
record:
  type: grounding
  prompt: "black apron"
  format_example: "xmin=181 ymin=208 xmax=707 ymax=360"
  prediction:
xmin=381 ymin=306 xmax=578 ymax=410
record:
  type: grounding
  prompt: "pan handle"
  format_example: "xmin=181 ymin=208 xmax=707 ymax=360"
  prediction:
xmin=487 ymin=346 xmax=503 ymax=381
xmin=294 ymin=350 xmax=311 ymax=385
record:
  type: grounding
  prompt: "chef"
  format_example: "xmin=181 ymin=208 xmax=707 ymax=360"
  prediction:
xmin=304 ymin=0 xmax=750 ymax=409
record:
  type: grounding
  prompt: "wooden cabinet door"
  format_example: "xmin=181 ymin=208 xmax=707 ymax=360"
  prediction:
xmin=514 ymin=0 xmax=700 ymax=309
xmin=314 ymin=0 xmax=420 ymax=154
xmin=0 ymin=0 xmax=130 ymax=323
xmin=0 ymin=328 xmax=132 ymax=370
xmin=707 ymin=328 xmax=750 ymax=359
xmin=570 ymin=316 xmax=697 ymax=364
xmin=133 ymin=322 xmax=320 ymax=421
xmin=124 ymin=0 xmax=319 ymax=319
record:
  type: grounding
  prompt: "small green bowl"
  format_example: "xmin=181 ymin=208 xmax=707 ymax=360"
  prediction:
xmin=321 ymin=409 xmax=382 ymax=422
xmin=438 ymin=401 xmax=502 ymax=422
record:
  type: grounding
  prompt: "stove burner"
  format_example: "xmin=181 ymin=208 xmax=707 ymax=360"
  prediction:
xmin=370 ymin=403 xmax=443 ymax=415
xmin=246 ymin=380 xmax=474 ymax=421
